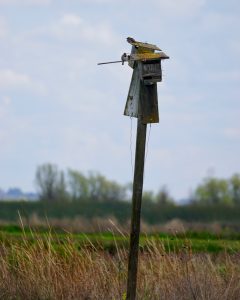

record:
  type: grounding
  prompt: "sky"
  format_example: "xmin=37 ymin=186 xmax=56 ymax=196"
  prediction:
xmin=0 ymin=0 xmax=240 ymax=200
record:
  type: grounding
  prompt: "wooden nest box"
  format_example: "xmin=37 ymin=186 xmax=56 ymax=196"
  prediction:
xmin=127 ymin=37 xmax=169 ymax=85
xmin=140 ymin=59 xmax=162 ymax=85
xmin=123 ymin=37 xmax=169 ymax=123
xmin=97 ymin=37 xmax=169 ymax=124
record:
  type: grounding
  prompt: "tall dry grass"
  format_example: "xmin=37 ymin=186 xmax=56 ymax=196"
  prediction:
xmin=1 ymin=214 xmax=235 ymax=235
xmin=0 ymin=230 xmax=240 ymax=299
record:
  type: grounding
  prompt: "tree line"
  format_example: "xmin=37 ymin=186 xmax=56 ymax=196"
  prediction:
xmin=35 ymin=163 xmax=129 ymax=203
xmin=35 ymin=163 xmax=240 ymax=206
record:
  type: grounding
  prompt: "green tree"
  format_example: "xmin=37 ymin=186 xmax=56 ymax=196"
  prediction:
xmin=87 ymin=172 xmax=128 ymax=201
xmin=194 ymin=177 xmax=232 ymax=205
xmin=56 ymin=171 xmax=69 ymax=201
xmin=68 ymin=170 xmax=89 ymax=200
xmin=155 ymin=186 xmax=175 ymax=206
xmin=68 ymin=170 xmax=127 ymax=202
xmin=142 ymin=190 xmax=155 ymax=203
xmin=228 ymin=174 xmax=240 ymax=205
xmin=35 ymin=163 xmax=68 ymax=202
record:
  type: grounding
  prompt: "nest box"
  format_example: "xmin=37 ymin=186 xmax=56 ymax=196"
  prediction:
xmin=124 ymin=37 xmax=169 ymax=123
xmin=139 ymin=59 xmax=162 ymax=85
xmin=97 ymin=37 xmax=169 ymax=124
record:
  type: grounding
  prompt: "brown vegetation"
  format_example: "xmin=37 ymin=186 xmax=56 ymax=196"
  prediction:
xmin=0 ymin=232 xmax=240 ymax=299
xmin=1 ymin=215 xmax=239 ymax=235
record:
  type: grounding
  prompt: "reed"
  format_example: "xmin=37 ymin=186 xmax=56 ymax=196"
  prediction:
xmin=0 ymin=229 xmax=240 ymax=299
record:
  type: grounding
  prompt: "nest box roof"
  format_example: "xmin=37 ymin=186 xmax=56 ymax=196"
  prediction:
xmin=127 ymin=37 xmax=161 ymax=52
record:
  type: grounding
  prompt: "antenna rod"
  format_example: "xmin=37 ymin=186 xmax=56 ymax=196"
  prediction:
xmin=97 ymin=60 xmax=122 ymax=65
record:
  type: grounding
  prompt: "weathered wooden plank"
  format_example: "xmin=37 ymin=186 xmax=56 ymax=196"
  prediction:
xmin=126 ymin=115 xmax=147 ymax=300
xmin=131 ymin=52 xmax=169 ymax=61
xmin=139 ymin=82 xmax=159 ymax=124
xmin=124 ymin=67 xmax=140 ymax=118
xmin=124 ymin=63 xmax=159 ymax=123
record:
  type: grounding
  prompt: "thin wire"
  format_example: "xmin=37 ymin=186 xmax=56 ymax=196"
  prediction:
xmin=130 ymin=117 xmax=134 ymax=177
xmin=144 ymin=123 xmax=152 ymax=178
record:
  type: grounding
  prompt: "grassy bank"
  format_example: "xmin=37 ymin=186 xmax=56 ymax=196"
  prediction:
xmin=0 ymin=229 xmax=240 ymax=299
xmin=1 ymin=225 xmax=240 ymax=254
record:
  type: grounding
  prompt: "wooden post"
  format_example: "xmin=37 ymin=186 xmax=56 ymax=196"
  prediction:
xmin=97 ymin=37 xmax=169 ymax=300
xmin=126 ymin=93 xmax=147 ymax=299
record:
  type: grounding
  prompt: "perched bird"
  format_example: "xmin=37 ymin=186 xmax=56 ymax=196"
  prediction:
xmin=127 ymin=37 xmax=136 ymax=44
xmin=121 ymin=53 xmax=127 ymax=65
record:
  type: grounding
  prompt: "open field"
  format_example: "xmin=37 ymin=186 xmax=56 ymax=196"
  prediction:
xmin=1 ymin=225 xmax=240 ymax=299
xmin=1 ymin=225 xmax=240 ymax=254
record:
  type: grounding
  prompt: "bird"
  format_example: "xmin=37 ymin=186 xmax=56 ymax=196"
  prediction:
xmin=127 ymin=37 xmax=136 ymax=44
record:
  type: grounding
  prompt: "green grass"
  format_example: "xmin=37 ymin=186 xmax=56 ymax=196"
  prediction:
xmin=0 ymin=225 xmax=240 ymax=254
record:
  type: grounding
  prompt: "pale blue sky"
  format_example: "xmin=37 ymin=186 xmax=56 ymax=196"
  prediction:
xmin=0 ymin=0 xmax=239 ymax=199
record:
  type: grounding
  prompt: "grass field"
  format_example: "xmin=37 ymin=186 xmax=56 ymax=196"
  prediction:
xmin=1 ymin=224 xmax=240 ymax=254
xmin=1 ymin=225 xmax=240 ymax=299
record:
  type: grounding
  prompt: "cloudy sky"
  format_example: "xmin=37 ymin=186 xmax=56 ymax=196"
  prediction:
xmin=0 ymin=0 xmax=239 ymax=200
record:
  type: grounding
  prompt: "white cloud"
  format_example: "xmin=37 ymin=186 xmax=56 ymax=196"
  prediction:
xmin=2 ymin=95 xmax=11 ymax=105
xmin=0 ymin=96 xmax=9 ymax=119
xmin=51 ymin=15 xmax=119 ymax=46
xmin=22 ymin=13 xmax=119 ymax=49
xmin=0 ymin=69 xmax=31 ymax=88
xmin=224 ymin=128 xmax=240 ymax=139
xmin=72 ymin=0 xmax=206 ymax=12
xmin=0 ymin=16 xmax=7 ymax=38
xmin=61 ymin=14 xmax=83 ymax=26
xmin=0 ymin=69 xmax=46 ymax=93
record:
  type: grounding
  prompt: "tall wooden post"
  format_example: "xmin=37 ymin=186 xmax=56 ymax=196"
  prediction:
xmin=97 ymin=37 xmax=169 ymax=300
xmin=126 ymin=85 xmax=147 ymax=300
